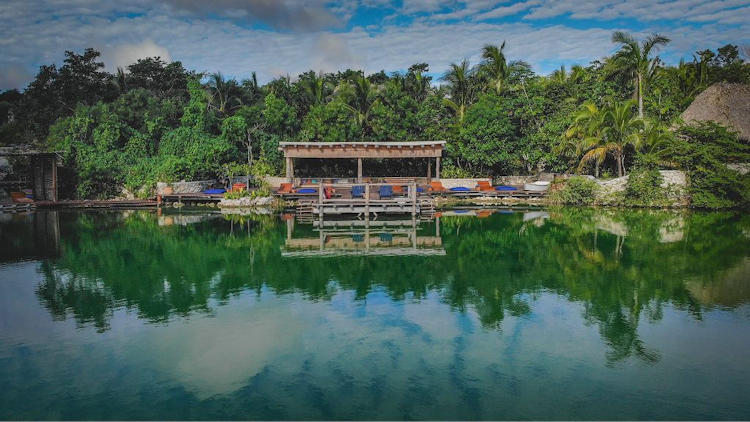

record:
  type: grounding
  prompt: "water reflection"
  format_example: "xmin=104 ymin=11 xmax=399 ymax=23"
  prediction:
xmin=2 ymin=208 xmax=750 ymax=364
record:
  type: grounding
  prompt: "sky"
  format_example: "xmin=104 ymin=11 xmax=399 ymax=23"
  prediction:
xmin=0 ymin=0 xmax=749 ymax=90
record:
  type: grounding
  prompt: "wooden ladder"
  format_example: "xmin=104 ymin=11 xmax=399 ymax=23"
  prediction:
xmin=296 ymin=200 xmax=315 ymax=223
xmin=418 ymin=198 xmax=436 ymax=219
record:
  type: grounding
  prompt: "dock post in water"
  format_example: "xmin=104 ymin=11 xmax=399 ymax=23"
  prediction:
xmin=365 ymin=183 xmax=370 ymax=218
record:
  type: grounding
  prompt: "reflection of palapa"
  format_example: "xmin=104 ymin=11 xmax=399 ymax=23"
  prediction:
xmin=282 ymin=217 xmax=445 ymax=257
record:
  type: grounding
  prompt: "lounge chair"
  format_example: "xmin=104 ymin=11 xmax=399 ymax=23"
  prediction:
xmin=392 ymin=185 xmax=405 ymax=195
xmin=296 ymin=187 xmax=317 ymax=194
xmin=351 ymin=185 xmax=365 ymax=198
xmin=476 ymin=210 xmax=493 ymax=218
xmin=10 ymin=192 xmax=33 ymax=203
xmin=277 ymin=183 xmax=293 ymax=194
xmin=379 ymin=185 xmax=393 ymax=199
xmin=476 ymin=181 xmax=494 ymax=191
xmin=429 ymin=181 xmax=446 ymax=192
xmin=449 ymin=186 xmax=471 ymax=192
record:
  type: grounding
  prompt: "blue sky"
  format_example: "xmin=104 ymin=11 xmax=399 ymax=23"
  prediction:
xmin=1 ymin=0 xmax=749 ymax=89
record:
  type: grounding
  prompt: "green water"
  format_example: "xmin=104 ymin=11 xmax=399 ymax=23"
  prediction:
xmin=0 ymin=208 xmax=749 ymax=420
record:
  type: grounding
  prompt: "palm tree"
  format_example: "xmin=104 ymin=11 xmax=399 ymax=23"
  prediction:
xmin=301 ymin=72 xmax=328 ymax=106
xmin=113 ymin=67 xmax=128 ymax=94
xmin=551 ymin=64 xmax=585 ymax=85
xmin=564 ymin=102 xmax=607 ymax=177
xmin=241 ymin=72 xmax=263 ymax=105
xmin=566 ymin=100 xmax=643 ymax=177
xmin=207 ymin=72 xmax=241 ymax=115
xmin=339 ymin=73 xmax=380 ymax=139
xmin=441 ymin=60 xmax=476 ymax=124
xmin=480 ymin=42 xmax=509 ymax=94
xmin=609 ymin=31 xmax=670 ymax=118
xmin=604 ymin=99 xmax=643 ymax=176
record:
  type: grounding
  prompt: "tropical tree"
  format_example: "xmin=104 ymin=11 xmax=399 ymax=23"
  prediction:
xmin=480 ymin=42 xmax=510 ymax=94
xmin=207 ymin=73 xmax=241 ymax=116
xmin=406 ymin=63 xmax=431 ymax=102
xmin=301 ymin=71 xmax=329 ymax=107
xmin=564 ymin=102 xmax=607 ymax=177
xmin=550 ymin=64 xmax=585 ymax=85
xmin=441 ymin=60 xmax=477 ymax=124
xmin=609 ymin=31 xmax=670 ymax=118
xmin=339 ymin=73 xmax=380 ymax=139
xmin=566 ymin=100 xmax=643 ymax=177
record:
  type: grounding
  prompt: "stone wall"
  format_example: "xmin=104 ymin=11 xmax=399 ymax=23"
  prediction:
xmin=438 ymin=178 xmax=491 ymax=189
xmin=491 ymin=173 xmax=571 ymax=186
xmin=156 ymin=180 xmax=215 ymax=195
xmin=597 ymin=170 xmax=687 ymax=196
xmin=263 ymin=176 xmax=288 ymax=188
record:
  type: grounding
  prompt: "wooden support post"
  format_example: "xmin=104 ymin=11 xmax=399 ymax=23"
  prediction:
xmin=357 ymin=158 xmax=363 ymax=182
xmin=427 ymin=159 xmax=432 ymax=180
xmin=51 ymin=156 xmax=58 ymax=202
xmin=411 ymin=181 xmax=416 ymax=216
xmin=435 ymin=157 xmax=441 ymax=179
xmin=364 ymin=184 xmax=370 ymax=217
xmin=412 ymin=215 xmax=417 ymax=249
xmin=285 ymin=157 xmax=293 ymax=182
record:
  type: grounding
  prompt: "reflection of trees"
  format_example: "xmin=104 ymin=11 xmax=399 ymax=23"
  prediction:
xmin=32 ymin=208 xmax=750 ymax=364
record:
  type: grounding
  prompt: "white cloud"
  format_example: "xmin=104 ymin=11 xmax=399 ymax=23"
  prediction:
xmin=475 ymin=0 xmax=541 ymax=20
xmin=0 ymin=64 xmax=33 ymax=90
xmin=102 ymin=40 xmax=171 ymax=72
xmin=0 ymin=0 xmax=748 ymax=89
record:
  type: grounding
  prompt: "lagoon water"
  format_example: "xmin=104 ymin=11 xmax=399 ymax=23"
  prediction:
xmin=1 ymin=209 xmax=749 ymax=420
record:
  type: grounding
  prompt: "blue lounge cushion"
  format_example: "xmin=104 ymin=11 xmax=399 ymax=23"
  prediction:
xmin=297 ymin=188 xmax=317 ymax=194
xmin=495 ymin=185 xmax=518 ymax=191
xmin=379 ymin=185 xmax=393 ymax=198
xmin=454 ymin=210 xmax=469 ymax=214
xmin=379 ymin=233 xmax=393 ymax=242
xmin=203 ymin=188 xmax=226 ymax=194
xmin=352 ymin=185 xmax=365 ymax=198
xmin=450 ymin=186 xmax=471 ymax=192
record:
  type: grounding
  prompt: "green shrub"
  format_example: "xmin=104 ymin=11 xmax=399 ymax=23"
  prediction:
xmin=440 ymin=165 xmax=473 ymax=178
xmin=223 ymin=189 xmax=249 ymax=200
xmin=556 ymin=176 xmax=598 ymax=205
xmin=625 ymin=167 xmax=668 ymax=207
xmin=668 ymin=122 xmax=750 ymax=209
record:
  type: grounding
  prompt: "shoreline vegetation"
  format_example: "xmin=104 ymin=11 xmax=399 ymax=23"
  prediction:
xmin=1 ymin=32 xmax=748 ymax=210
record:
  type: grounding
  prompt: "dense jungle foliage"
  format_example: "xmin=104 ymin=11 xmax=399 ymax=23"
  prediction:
xmin=0 ymin=34 xmax=749 ymax=207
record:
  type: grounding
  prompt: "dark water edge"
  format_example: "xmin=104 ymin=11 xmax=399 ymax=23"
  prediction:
xmin=0 ymin=208 xmax=749 ymax=420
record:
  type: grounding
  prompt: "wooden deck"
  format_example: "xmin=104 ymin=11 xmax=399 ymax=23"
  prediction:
xmin=281 ymin=215 xmax=445 ymax=258
xmin=158 ymin=193 xmax=224 ymax=205
xmin=279 ymin=181 xmax=546 ymax=216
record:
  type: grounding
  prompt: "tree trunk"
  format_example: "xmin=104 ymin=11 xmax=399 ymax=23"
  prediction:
xmin=621 ymin=153 xmax=626 ymax=176
xmin=595 ymin=160 xmax=600 ymax=178
xmin=616 ymin=152 xmax=623 ymax=177
xmin=637 ymin=73 xmax=644 ymax=119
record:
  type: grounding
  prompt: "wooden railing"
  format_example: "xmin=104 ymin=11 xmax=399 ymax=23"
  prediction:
xmin=316 ymin=181 xmax=420 ymax=216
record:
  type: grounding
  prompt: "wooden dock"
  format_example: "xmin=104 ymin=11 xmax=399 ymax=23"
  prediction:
xmin=310 ymin=182 xmax=427 ymax=218
xmin=281 ymin=181 xmax=545 ymax=217
xmin=158 ymin=193 xmax=224 ymax=205
xmin=281 ymin=215 xmax=445 ymax=258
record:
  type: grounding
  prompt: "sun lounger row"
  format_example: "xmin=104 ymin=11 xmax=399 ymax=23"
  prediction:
xmin=276 ymin=180 xmax=550 ymax=198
